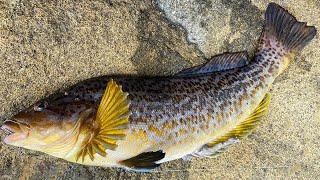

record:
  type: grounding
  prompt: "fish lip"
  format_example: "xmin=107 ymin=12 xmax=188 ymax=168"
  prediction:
xmin=1 ymin=121 xmax=15 ymax=144
xmin=3 ymin=119 xmax=30 ymax=128
xmin=1 ymin=119 xmax=30 ymax=143
xmin=1 ymin=120 xmax=18 ymax=134
xmin=1 ymin=124 xmax=14 ymax=135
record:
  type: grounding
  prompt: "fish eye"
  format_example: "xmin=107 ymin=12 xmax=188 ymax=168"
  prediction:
xmin=34 ymin=101 xmax=48 ymax=111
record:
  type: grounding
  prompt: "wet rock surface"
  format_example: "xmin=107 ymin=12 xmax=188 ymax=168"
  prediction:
xmin=0 ymin=0 xmax=319 ymax=179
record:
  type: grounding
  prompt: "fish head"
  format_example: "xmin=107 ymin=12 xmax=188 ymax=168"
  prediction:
xmin=1 ymin=99 xmax=95 ymax=153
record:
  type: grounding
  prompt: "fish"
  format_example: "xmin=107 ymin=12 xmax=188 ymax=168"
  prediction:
xmin=1 ymin=3 xmax=316 ymax=172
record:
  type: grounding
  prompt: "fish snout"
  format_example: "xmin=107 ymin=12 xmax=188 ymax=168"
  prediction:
xmin=1 ymin=119 xmax=30 ymax=144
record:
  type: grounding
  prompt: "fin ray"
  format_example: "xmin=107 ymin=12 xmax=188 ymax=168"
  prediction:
xmin=119 ymin=150 xmax=165 ymax=171
xmin=261 ymin=3 xmax=316 ymax=52
xmin=76 ymin=79 xmax=130 ymax=162
xmin=193 ymin=93 xmax=271 ymax=158
xmin=176 ymin=52 xmax=249 ymax=76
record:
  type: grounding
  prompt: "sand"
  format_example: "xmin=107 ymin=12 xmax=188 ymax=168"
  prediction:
xmin=0 ymin=0 xmax=319 ymax=179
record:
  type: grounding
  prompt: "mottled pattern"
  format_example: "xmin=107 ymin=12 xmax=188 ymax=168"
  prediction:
xmin=39 ymin=39 xmax=284 ymax=162
xmin=13 ymin=2 xmax=313 ymax=167
xmin=0 ymin=0 xmax=318 ymax=178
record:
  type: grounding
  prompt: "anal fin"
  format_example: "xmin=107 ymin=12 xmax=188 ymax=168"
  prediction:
xmin=193 ymin=93 xmax=271 ymax=158
xmin=119 ymin=150 xmax=165 ymax=172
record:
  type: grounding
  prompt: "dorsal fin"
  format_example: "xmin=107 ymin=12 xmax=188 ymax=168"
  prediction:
xmin=76 ymin=79 xmax=130 ymax=162
xmin=193 ymin=93 xmax=271 ymax=158
xmin=176 ymin=52 xmax=250 ymax=76
xmin=119 ymin=150 xmax=165 ymax=171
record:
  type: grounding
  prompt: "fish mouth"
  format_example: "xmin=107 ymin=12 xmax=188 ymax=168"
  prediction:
xmin=1 ymin=119 xmax=30 ymax=144
xmin=1 ymin=124 xmax=14 ymax=135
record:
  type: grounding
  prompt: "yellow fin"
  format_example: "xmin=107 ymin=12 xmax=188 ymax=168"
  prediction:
xmin=76 ymin=79 xmax=130 ymax=162
xmin=197 ymin=93 xmax=271 ymax=157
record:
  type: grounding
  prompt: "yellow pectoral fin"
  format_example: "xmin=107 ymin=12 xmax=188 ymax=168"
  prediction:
xmin=76 ymin=79 xmax=131 ymax=162
xmin=195 ymin=93 xmax=271 ymax=158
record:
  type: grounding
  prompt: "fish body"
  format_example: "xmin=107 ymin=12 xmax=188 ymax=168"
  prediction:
xmin=53 ymin=58 xmax=273 ymax=165
xmin=1 ymin=3 xmax=316 ymax=171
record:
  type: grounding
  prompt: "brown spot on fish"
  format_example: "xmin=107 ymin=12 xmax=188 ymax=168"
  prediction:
xmin=148 ymin=125 xmax=163 ymax=137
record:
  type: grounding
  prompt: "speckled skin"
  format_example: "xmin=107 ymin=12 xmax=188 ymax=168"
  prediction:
xmin=39 ymin=32 xmax=286 ymax=166
xmin=6 ymin=4 xmax=309 ymax=168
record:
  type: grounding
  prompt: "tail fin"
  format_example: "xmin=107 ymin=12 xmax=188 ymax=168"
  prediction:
xmin=260 ymin=3 xmax=316 ymax=53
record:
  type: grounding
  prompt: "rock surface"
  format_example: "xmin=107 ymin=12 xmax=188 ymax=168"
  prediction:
xmin=0 ymin=0 xmax=319 ymax=179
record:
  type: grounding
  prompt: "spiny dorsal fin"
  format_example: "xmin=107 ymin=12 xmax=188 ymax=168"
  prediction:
xmin=119 ymin=150 xmax=165 ymax=171
xmin=194 ymin=93 xmax=271 ymax=158
xmin=76 ymin=79 xmax=130 ymax=162
xmin=176 ymin=52 xmax=249 ymax=76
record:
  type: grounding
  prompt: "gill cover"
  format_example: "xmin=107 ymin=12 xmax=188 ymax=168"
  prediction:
xmin=76 ymin=79 xmax=131 ymax=161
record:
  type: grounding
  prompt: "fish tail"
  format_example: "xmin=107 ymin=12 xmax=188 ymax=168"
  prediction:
xmin=259 ymin=3 xmax=316 ymax=54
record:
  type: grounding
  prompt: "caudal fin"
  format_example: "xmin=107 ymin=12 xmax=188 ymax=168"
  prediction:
xmin=260 ymin=3 xmax=316 ymax=53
